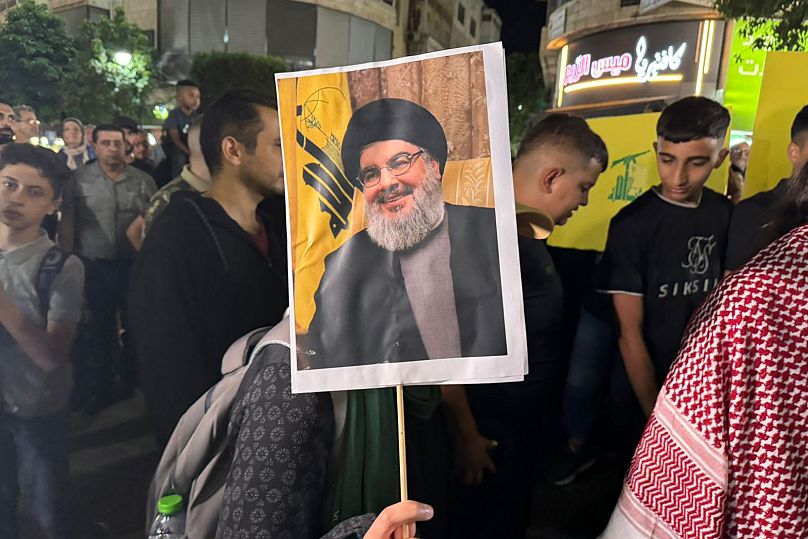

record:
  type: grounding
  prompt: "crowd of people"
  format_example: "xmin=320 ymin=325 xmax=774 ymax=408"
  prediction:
xmin=0 ymin=81 xmax=806 ymax=539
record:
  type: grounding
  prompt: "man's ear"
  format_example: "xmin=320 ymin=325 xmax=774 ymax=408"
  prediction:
xmin=221 ymin=136 xmax=242 ymax=168
xmin=714 ymin=147 xmax=729 ymax=169
xmin=540 ymin=167 xmax=564 ymax=193
xmin=787 ymin=141 xmax=800 ymax=166
xmin=429 ymin=157 xmax=442 ymax=181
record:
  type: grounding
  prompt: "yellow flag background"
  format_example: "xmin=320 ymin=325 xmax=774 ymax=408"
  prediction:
xmin=278 ymin=73 xmax=355 ymax=334
xmin=743 ymin=51 xmax=808 ymax=198
xmin=548 ymin=112 xmax=729 ymax=252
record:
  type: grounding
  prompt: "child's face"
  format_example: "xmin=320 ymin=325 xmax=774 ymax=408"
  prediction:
xmin=177 ymin=86 xmax=200 ymax=111
xmin=654 ymin=137 xmax=728 ymax=204
xmin=0 ymin=164 xmax=58 ymax=231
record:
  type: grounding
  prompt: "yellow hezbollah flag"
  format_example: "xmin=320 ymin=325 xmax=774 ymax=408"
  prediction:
xmin=548 ymin=112 xmax=728 ymax=252
xmin=744 ymin=51 xmax=808 ymax=199
xmin=277 ymin=73 xmax=355 ymax=333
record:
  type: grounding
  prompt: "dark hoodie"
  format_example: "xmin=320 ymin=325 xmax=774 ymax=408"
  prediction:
xmin=129 ymin=191 xmax=288 ymax=444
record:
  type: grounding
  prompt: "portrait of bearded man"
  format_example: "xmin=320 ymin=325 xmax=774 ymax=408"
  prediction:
xmin=300 ymin=98 xmax=507 ymax=369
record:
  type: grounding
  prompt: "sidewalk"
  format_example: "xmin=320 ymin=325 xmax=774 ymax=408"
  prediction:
xmin=69 ymin=392 xmax=625 ymax=539
xmin=70 ymin=393 xmax=159 ymax=539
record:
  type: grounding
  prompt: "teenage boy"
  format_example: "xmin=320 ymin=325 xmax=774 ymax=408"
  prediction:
xmin=129 ymin=90 xmax=287 ymax=446
xmin=726 ymin=104 xmax=808 ymax=271
xmin=163 ymin=80 xmax=201 ymax=178
xmin=451 ymin=114 xmax=608 ymax=539
xmin=0 ymin=144 xmax=84 ymax=538
xmin=599 ymin=96 xmax=733 ymax=419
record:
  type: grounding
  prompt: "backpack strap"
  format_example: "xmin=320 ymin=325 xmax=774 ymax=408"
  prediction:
xmin=34 ymin=246 xmax=70 ymax=321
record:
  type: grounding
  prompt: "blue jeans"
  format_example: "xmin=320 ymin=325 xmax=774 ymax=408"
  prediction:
xmin=562 ymin=306 xmax=618 ymax=443
xmin=0 ymin=411 xmax=72 ymax=539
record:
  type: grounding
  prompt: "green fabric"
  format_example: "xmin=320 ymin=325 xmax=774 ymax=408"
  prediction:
xmin=327 ymin=385 xmax=441 ymax=529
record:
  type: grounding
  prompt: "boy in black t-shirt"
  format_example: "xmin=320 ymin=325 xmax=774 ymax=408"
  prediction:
xmin=599 ymin=97 xmax=733 ymax=418
xmin=725 ymin=104 xmax=808 ymax=271
xmin=451 ymin=114 xmax=608 ymax=539
xmin=163 ymin=79 xmax=201 ymax=178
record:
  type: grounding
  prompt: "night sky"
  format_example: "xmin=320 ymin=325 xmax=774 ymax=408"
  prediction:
xmin=485 ymin=0 xmax=548 ymax=53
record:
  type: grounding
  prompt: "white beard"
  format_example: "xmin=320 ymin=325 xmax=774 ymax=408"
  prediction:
xmin=365 ymin=170 xmax=445 ymax=252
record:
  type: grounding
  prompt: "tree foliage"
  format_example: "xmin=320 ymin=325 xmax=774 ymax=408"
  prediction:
xmin=0 ymin=1 xmax=75 ymax=121
xmin=506 ymin=52 xmax=547 ymax=153
xmin=63 ymin=8 xmax=156 ymax=124
xmin=715 ymin=0 xmax=808 ymax=51
xmin=190 ymin=51 xmax=288 ymax=112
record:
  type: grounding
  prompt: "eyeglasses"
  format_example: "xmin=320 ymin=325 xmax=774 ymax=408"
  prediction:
xmin=356 ymin=149 xmax=426 ymax=188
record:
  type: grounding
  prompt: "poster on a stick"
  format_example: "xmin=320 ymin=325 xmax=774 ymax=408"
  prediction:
xmin=276 ymin=43 xmax=526 ymax=393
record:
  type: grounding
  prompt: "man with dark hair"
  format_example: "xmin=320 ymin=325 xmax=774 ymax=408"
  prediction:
xmin=725 ymin=104 xmax=808 ymax=271
xmin=164 ymin=79 xmax=201 ymax=178
xmin=59 ymin=123 xmax=156 ymax=412
xmin=115 ymin=116 xmax=158 ymax=180
xmin=129 ymin=90 xmax=287 ymax=445
xmin=452 ymin=113 xmax=608 ymax=539
xmin=599 ymin=96 xmax=733 ymax=420
xmin=0 ymin=102 xmax=15 ymax=147
xmin=0 ymin=144 xmax=84 ymax=537
xmin=14 ymin=105 xmax=39 ymax=145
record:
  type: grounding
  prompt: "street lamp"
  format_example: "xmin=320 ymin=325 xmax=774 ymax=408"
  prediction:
xmin=113 ymin=50 xmax=132 ymax=66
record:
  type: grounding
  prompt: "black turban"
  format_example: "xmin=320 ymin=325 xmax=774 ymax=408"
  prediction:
xmin=341 ymin=98 xmax=448 ymax=189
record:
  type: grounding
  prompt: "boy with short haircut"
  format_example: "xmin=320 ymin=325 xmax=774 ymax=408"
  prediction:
xmin=451 ymin=113 xmax=608 ymax=539
xmin=0 ymin=144 xmax=84 ymax=537
xmin=164 ymin=79 xmax=201 ymax=178
xmin=599 ymin=96 xmax=732 ymax=418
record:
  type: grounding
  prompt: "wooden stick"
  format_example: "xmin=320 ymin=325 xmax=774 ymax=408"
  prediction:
xmin=396 ymin=384 xmax=409 ymax=539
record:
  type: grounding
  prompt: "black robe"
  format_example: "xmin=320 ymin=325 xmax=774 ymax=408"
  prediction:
xmin=303 ymin=203 xmax=506 ymax=368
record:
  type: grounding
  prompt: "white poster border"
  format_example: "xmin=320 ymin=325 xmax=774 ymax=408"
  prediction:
xmin=275 ymin=43 xmax=527 ymax=394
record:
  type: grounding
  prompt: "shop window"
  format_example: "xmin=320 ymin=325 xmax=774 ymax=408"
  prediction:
xmin=470 ymin=18 xmax=476 ymax=38
xmin=457 ymin=4 xmax=465 ymax=25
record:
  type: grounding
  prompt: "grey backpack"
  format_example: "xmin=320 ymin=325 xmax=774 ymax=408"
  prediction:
xmin=146 ymin=317 xmax=347 ymax=538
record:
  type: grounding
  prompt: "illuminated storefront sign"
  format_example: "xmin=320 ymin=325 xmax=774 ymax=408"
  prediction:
xmin=564 ymin=36 xmax=686 ymax=87
xmin=556 ymin=20 xmax=725 ymax=109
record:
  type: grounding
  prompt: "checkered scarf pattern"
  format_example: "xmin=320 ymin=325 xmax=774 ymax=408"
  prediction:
xmin=603 ymin=224 xmax=808 ymax=539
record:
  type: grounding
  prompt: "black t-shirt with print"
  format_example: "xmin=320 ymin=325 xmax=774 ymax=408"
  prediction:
xmin=599 ymin=187 xmax=733 ymax=379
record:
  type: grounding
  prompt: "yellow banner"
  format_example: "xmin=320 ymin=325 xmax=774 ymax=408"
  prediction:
xmin=278 ymin=73 xmax=355 ymax=333
xmin=744 ymin=51 xmax=808 ymax=198
xmin=548 ymin=112 xmax=728 ymax=252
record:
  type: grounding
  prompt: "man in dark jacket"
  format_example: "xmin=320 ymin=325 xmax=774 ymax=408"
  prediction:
xmin=129 ymin=90 xmax=288 ymax=445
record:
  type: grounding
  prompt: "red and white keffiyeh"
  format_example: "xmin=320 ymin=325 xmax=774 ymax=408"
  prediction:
xmin=603 ymin=224 xmax=808 ymax=539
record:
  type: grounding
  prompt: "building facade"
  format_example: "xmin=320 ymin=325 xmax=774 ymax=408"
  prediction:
xmin=0 ymin=0 xmax=112 ymax=32
xmin=541 ymin=0 xmax=730 ymax=116
xmin=407 ymin=0 xmax=500 ymax=54
xmin=1 ymin=0 xmax=499 ymax=79
xmin=146 ymin=0 xmax=406 ymax=76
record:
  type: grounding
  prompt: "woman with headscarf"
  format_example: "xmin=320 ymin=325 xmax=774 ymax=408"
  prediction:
xmin=57 ymin=118 xmax=95 ymax=171
xmin=602 ymin=162 xmax=808 ymax=538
